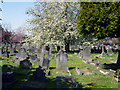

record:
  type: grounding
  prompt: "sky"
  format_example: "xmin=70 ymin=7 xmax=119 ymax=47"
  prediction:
xmin=1 ymin=1 xmax=35 ymax=32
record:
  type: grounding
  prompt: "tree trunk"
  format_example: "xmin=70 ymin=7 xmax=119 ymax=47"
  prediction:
xmin=116 ymin=44 xmax=120 ymax=69
xmin=57 ymin=46 xmax=60 ymax=52
xmin=65 ymin=43 xmax=70 ymax=52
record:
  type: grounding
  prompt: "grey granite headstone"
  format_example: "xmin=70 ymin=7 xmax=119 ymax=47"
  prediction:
xmin=18 ymin=48 xmax=28 ymax=61
xmin=56 ymin=50 xmax=68 ymax=71
xmin=83 ymin=46 xmax=92 ymax=61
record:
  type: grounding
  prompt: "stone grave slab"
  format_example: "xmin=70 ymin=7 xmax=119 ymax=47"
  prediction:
xmin=56 ymin=76 xmax=80 ymax=88
xmin=76 ymin=67 xmax=95 ymax=75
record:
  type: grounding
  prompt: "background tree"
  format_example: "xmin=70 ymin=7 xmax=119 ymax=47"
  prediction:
xmin=76 ymin=2 xmax=120 ymax=69
xmin=25 ymin=1 xmax=80 ymax=52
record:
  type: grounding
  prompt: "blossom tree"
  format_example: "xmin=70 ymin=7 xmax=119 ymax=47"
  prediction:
xmin=24 ymin=0 xmax=80 ymax=52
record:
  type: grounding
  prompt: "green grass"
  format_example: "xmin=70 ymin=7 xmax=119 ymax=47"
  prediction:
xmin=1 ymin=52 xmax=119 ymax=88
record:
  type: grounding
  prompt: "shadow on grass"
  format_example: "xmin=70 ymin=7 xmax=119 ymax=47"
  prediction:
xmin=69 ymin=67 xmax=76 ymax=70
xmin=102 ymin=63 xmax=117 ymax=70
xmin=2 ymin=64 xmax=84 ymax=89
xmin=50 ymin=67 xmax=56 ymax=69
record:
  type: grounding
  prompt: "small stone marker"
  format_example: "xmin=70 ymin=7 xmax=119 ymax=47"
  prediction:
xmin=76 ymin=67 xmax=95 ymax=75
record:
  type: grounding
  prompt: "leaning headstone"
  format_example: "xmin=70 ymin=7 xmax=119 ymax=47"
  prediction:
xmin=56 ymin=50 xmax=68 ymax=71
xmin=19 ymin=59 xmax=32 ymax=69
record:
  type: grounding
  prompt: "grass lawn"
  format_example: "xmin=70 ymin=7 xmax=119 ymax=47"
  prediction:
xmin=1 ymin=52 xmax=119 ymax=88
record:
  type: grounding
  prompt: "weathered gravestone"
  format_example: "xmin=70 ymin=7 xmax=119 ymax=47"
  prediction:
xmin=0 ymin=47 xmax=2 ymax=60
xmin=18 ymin=48 xmax=28 ymax=61
xmin=3 ymin=51 xmax=9 ymax=58
xmin=28 ymin=46 xmax=35 ymax=55
xmin=39 ymin=45 xmax=44 ymax=66
xmin=78 ymin=48 xmax=83 ymax=59
xmin=30 ymin=54 xmax=37 ymax=62
xmin=39 ymin=56 xmax=50 ymax=70
xmin=19 ymin=59 xmax=32 ymax=69
xmin=76 ymin=67 xmax=95 ymax=75
xmin=56 ymin=50 xmax=68 ymax=71
xmin=10 ymin=45 xmax=14 ymax=55
xmin=101 ymin=44 xmax=106 ymax=56
xmin=16 ymin=43 xmax=21 ymax=51
xmin=107 ymin=46 xmax=113 ymax=55
xmin=83 ymin=46 xmax=92 ymax=61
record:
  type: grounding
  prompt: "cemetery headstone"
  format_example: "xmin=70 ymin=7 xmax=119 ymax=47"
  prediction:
xmin=19 ymin=59 xmax=32 ymax=69
xmin=107 ymin=46 xmax=113 ymax=55
xmin=18 ymin=48 xmax=28 ymax=61
xmin=56 ymin=50 xmax=68 ymax=71
xmin=10 ymin=45 xmax=14 ymax=55
xmin=101 ymin=44 xmax=106 ymax=56
xmin=83 ymin=46 xmax=92 ymax=61
xmin=30 ymin=54 xmax=37 ymax=62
